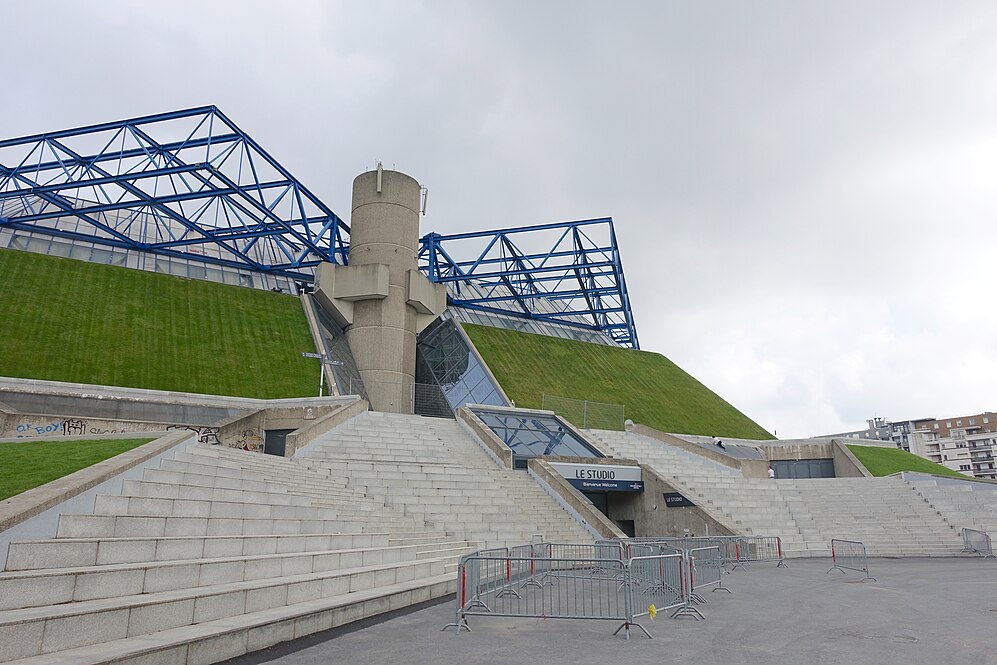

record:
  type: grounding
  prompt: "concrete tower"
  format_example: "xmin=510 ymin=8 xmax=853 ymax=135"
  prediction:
xmin=314 ymin=167 xmax=446 ymax=413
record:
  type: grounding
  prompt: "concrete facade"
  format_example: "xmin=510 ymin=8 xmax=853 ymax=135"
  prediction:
xmin=314 ymin=168 xmax=446 ymax=413
xmin=0 ymin=377 xmax=357 ymax=455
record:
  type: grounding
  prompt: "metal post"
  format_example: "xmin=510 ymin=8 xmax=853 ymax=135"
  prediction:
xmin=583 ymin=400 xmax=588 ymax=429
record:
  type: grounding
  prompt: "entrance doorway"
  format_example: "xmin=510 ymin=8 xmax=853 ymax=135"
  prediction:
xmin=263 ymin=429 xmax=295 ymax=456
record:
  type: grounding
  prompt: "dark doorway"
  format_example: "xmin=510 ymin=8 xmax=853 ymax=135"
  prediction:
xmin=771 ymin=458 xmax=835 ymax=479
xmin=615 ymin=520 xmax=636 ymax=538
xmin=583 ymin=491 xmax=609 ymax=516
xmin=264 ymin=429 xmax=295 ymax=456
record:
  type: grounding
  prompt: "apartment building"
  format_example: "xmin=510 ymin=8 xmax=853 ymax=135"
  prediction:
xmin=908 ymin=412 xmax=997 ymax=480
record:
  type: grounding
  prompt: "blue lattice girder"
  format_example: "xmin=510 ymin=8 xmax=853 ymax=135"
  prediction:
xmin=0 ymin=106 xmax=349 ymax=279
xmin=419 ymin=218 xmax=639 ymax=349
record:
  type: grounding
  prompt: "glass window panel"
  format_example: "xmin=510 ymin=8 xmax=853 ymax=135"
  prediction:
xmin=471 ymin=409 xmax=604 ymax=459
xmin=91 ymin=248 xmax=112 ymax=264
xmin=48 ymin=240 xmax=72 ymax=257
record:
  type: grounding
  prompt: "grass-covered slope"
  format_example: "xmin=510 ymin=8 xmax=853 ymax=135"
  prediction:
xmin=0 ymin=249 xmax=319 ymax=398
xmin=462 ymin=323 xmax=773 ymax=439
xmin=847 ymin=444 xmax=969 ymax=478
xmin=0 ymin=437 xmax=155 ymax=501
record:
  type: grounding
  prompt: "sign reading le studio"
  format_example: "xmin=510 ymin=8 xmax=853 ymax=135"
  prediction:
xmin=549 ymin=462 xmax=644 ymax=492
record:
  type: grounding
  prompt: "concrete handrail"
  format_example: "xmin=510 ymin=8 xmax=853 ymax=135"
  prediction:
xmin=0 ymin=429 xmax=192 ymax=533
xmin=528 ymin=458 xmax=625 ymax=539
xmin=286 ymin=397 xmax=368 ymax=457
xmin=455 ymin=407 xmax=513 ymax=468
xmin=631 ymin=424 xmax=769 ymax=478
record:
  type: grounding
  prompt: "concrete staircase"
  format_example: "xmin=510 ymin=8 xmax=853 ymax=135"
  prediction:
xmin=906 ymin=476 xmax=997 ymax=534
xmin=779 ymin=477 xmax=964 ymax=557
xmin=0 ymin=431 xmax=474 ymax=664
xmin=589 ymin=429 xmax=966 ymax=557
xmin=297 ymin=411 xmax=593 ymax=547
xmin=589 ymin=430 xmax=817 ymax=555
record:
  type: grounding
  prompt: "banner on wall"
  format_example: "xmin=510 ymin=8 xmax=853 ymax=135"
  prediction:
xmin=548 ymin=462 xmax=644 ymax=492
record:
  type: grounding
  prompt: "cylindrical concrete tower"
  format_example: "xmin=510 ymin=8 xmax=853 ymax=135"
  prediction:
xmin=345 ymin=169 xmax=422 ymax=413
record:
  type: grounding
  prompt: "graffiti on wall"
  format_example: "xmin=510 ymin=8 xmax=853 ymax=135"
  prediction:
xmin=166 ymin=425 xmax=220 ymax=445
xmin=11 ymin=418 xmax=135 ymax=438
xmin=8 ymin=418 xmax=217 ymax=441
xmin=236 ymin=429 xmax=264 ymax=452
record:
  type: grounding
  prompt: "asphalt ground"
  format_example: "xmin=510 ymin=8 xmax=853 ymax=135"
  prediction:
xmin=226 ymin=557 xmax=997 ymax=665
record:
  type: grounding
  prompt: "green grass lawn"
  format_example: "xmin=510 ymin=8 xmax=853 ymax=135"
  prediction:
xmin=462 ymin=323 xmax=772 ymax=439
xmin=0 ymin=437 xmax=155 ymax=501
xmin=0 ymin=249 xmax=319 ymax=398
xmin=847 ymin=444 xmax=970 ymax=478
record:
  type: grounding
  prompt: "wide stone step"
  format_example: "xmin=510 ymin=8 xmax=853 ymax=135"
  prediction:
xmin=92 ymin=494 xmax=382 ymax=521
xmin=3 ymin=532 xmax=418 ymax=570
xmin=56 ymin=514 xmax=425 ymax=539
xmin=0 ymin=572 xmax=455 ymax=665
xmin=0 ymin=542 xmax=472 ymax=611
xmin=0 ymin=557 xmax=451 ymax=661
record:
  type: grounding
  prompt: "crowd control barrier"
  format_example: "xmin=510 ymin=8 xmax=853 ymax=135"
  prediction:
xmin=962 ymin=528 xmax=995 ymax=559
xmin=623 ymin=535 xmax=786 ymax=571
xmin=826 ymin=539 xmax=877 ymax=581
xmin=442 ymin=541 xmax=729 ymax=637
xmin=687 ymin=546 xmax=729 ymax=603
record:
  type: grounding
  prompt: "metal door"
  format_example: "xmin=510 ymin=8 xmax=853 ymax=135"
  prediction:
xmin=263 ymin=429 xmax=295 ymax=456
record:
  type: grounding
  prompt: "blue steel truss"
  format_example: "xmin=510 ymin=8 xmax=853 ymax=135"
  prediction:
xmin=0 ymin=106 xmax=349 ymax=279
xmin=0 ymin=107 xmax=639 ymax=348
xmin=420 ymin=218 xmax=639 ymax=349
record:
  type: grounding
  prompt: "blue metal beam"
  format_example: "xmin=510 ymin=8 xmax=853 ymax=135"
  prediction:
xmin=420 ymin=218 xmax=639 ymax=348
xmin=0 ymin=106 xmax=350 ymax=278
xmin=0 ymin=107 xmax=639 ymax=348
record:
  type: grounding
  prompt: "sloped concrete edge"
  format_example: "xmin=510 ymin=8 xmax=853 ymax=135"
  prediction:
xmin=0 ymin=429 xmax=190 ymax=534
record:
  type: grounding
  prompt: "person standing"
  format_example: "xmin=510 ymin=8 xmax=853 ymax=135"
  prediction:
xmin=768 ymin=466 xmax=776 ymax=480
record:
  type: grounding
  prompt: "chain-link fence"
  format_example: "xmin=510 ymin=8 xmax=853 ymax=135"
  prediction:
xmin=541 ymin=394 xmax=625 ymax=431
xmin=345 ymin=378 xmax=454 ymax=419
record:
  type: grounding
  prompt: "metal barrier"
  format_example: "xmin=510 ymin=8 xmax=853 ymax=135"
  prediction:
xmin=443 ymin=541 xmax=741 ymax=636
xmin=688 ymin=546 xmax=729 ymax=604
xmin=623 ymin=535 xmax=787 ymax=571
xmin=627 ymin=552 xmax=692 ymax=624
xmin=739 ymin=536 xmax=787 ymax=568
xmin=826 ymin=539 xmax=877 ymax=581
xmin=962 ymin=528 xmax=996 ymax=559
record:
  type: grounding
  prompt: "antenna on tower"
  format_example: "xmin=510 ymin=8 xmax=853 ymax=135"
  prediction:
xmin=375 ymin=161 xmax=383 ymax=193
xmin=420 ymin=187 xmax=428 ymax=215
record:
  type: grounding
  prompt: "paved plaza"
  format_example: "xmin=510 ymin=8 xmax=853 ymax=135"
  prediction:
xmin=225 ymin=557 xmax=997 ymax=665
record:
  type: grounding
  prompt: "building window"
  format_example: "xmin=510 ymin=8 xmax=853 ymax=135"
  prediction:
xmin=960 ymin=465 xmax=971 ymax=471
xmin=934 ymin=424 xmax=939 ymax=430
xmin=969 ymin=419 xmax=976 ymax=426
xmin=947 ymin=422 xmax=952 ymax=428
xmin=985 ymin=417 xmax=990 ymax=424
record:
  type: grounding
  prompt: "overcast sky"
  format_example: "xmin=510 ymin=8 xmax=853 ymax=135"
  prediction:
xmin=4 ymin=1 xmax=996 ymax=437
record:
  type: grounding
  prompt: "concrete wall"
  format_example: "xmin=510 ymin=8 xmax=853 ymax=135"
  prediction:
xmin=830 ymin=439 xmax=873 ymax=477
xmin=0 ymin=376 xmax=357 ymax=456
xmin=286 ymin=399 xmax=369 ymax=458
xmin=603 ymin=464 xmax=738 ymax=538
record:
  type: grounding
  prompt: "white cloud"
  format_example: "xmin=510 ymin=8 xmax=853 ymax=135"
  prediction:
xmin=2 ymin=0 xmax=995 ymax=437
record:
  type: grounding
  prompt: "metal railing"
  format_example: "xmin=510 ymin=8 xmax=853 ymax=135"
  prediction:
xmin=688 ymin=546 xmax=729 ymax=605
xmin=442 ymin=541 xmax=728 ymax=637
xmin=826 ymin=539 xmax=877 ymax=581
xmin=541 ymin=393 xmax=625 ymax=431
xmin=623 ymin=535 xmax=786 ymax=571
xmin=962 ymin=528 xmax=996 ymax=559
